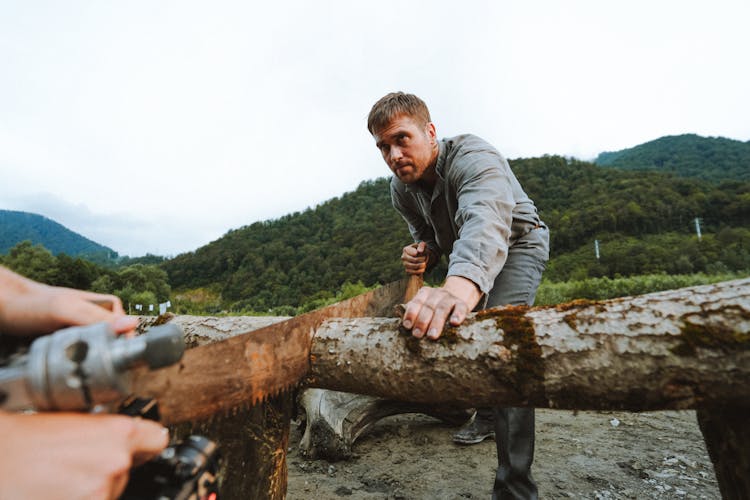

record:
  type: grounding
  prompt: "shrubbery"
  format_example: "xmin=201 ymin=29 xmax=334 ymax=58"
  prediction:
xmin=535 ymin=271 xmax=748 ymax=305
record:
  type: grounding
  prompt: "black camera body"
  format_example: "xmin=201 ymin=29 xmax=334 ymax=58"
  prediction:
xmin=120 ymin=435 xmax=220 ymax=500
xmin=118 ymin=397 xmax=220 ymax=500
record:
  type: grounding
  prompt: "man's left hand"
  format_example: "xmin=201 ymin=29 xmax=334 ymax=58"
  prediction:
xmin=401 ymin=276 xmax=481 ymax=340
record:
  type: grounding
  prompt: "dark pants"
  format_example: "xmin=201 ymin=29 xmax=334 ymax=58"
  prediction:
xmin=485 ymin=245 xmax=547 ymax=500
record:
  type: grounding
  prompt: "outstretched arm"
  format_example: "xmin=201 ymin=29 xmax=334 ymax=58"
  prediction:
xmin=0 ymin=266 xmax=137 ymax=337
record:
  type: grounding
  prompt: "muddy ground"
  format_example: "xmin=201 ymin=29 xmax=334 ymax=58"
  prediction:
xmin=286 ymin=409 xmax=720 ymax=499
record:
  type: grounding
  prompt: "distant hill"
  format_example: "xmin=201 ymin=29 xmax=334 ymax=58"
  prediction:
xmin=0 ymin=210 xmax=117 ymax=261
xmin=595 ymin=134 xmax=750 ymax=182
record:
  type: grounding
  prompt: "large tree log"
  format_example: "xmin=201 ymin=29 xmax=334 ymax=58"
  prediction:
xmin=140 ymin=279 xmax=749 ymax=497
xmin=305 ymin=278 xmax=750 ymax=496
xmin=306 ymin=278 xmax=750 ymax=410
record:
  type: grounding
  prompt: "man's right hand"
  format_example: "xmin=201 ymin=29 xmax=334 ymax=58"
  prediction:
xmin=401 ymin=241 xmax=433 ymax=275
xmin=0 ymin=411 xmax=168 ymax=500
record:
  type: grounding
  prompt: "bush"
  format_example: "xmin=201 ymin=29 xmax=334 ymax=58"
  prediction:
xmin=535 ymin=271 xmax=748 ymax=305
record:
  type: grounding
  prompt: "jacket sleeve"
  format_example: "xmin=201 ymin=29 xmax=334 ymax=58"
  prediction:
xmin=445 ymin=150 xmax=514 ymax=295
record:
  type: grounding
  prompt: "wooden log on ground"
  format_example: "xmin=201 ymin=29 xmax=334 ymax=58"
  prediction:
xmin=297 ymin=389 xmax=472 ymax=460
xmin=140 ymin=279 xmax=750 ymax=496
xmin=306 ymin=278 xmax=750 ymax=411
xmin=306 ymin=278 xmax=750 ymax=497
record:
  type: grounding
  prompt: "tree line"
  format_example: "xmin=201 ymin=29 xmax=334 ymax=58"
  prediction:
xmin=0 ymin=241 xmax=171 ymax=314
xmin=3 ymin=135 xmax=749 ymax=315
xmin=161 ymin=154 xmax=750 ymax=313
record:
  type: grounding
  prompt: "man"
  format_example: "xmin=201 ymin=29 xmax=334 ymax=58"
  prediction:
xmin=0 ymin=265 xmax=168 ymax=500
xmin=368 ymin=92 xmax=549 ymax=499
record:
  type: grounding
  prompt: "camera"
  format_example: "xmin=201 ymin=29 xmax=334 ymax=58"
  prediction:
xmin=120 ymin=435 xmax=220 ymax=500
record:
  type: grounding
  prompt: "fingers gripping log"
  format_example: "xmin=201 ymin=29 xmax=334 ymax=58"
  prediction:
xmin=306 ymin=278 xmax=750 ymax=411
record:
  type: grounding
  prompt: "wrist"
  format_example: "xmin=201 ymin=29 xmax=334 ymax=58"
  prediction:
xmin=442 ymin=276 xmax=481 ymax=309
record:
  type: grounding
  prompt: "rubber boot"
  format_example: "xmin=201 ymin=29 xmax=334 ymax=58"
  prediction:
xmin=492 ymin=407 xmax=538 ymax=500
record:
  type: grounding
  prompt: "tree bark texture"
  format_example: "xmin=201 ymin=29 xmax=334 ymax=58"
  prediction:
xmin=307 ymin=278 xmax=750 ymax=411
xmin=138 ymin=279 xmax=750 ymax=498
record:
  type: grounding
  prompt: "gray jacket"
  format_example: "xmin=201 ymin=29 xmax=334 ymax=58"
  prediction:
xmin=390 ymin=134 xmax=549 ymax=295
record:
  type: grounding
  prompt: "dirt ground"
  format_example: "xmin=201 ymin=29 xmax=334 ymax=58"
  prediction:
xmin=286 ymin=409 xmax=720 ymax=499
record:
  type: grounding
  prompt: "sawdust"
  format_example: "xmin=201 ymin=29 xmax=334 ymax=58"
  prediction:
xmin=287 ymin=409 xmax=720 ymax=499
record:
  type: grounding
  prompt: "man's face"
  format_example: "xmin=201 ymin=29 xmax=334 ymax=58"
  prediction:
xmin=373 ymin=114 xmax=438 ymax=184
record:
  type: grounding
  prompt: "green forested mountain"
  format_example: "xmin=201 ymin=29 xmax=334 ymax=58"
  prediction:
xmin=0 ymin=209 xmax=117 ymax=262
xmin=595 ymin=134 xmax=750 ymax=181
xmin=163 ymin=154 xmax=750 ymax=312
xmin=0 ymin=212 xmax=172 ymax=311
xmin=512 ymin=156 xmax=748 ymax=254
xmin=163 ymin=180 xmax=413 ymax=312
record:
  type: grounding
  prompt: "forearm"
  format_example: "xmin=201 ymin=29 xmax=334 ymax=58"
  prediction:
xmin=392 ymin=184 xmax=440 ymax=260
xmin=0 ymin=267 xmax=40 ymax=333
xmin=0 ymin=265 xmax=131 ymax=337
xmin=449 ymin=160 xmax=514 ymax=294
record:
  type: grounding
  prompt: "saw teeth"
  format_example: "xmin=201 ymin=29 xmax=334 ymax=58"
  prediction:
xmin=214 ymin=401 xmax=255 ymax=422
xmin=203 ymin=384 xmax=303 ymax=419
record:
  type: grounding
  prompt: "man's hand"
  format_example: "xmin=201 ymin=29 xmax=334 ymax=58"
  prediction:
xmin=402 ymin=276 xmax=482 ymax=340
xmin=0 ymin=411 xmax=168 ymax=500
xmin=401 ymin=241 xmax=434 ymax=275
xmin=0 ymin=266 xmax=137 ymax=337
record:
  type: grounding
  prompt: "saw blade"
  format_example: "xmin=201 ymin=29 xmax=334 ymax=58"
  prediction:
xmin=130 ymin=277 xmax=416 ymax=425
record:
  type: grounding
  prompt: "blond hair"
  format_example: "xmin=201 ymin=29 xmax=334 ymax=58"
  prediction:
xmin=367 ymin=92 xmax=432 ymax=135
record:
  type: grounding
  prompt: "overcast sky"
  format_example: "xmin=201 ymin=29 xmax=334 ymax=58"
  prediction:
xmin=1 ymin=1 xmax=748 ymax=257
